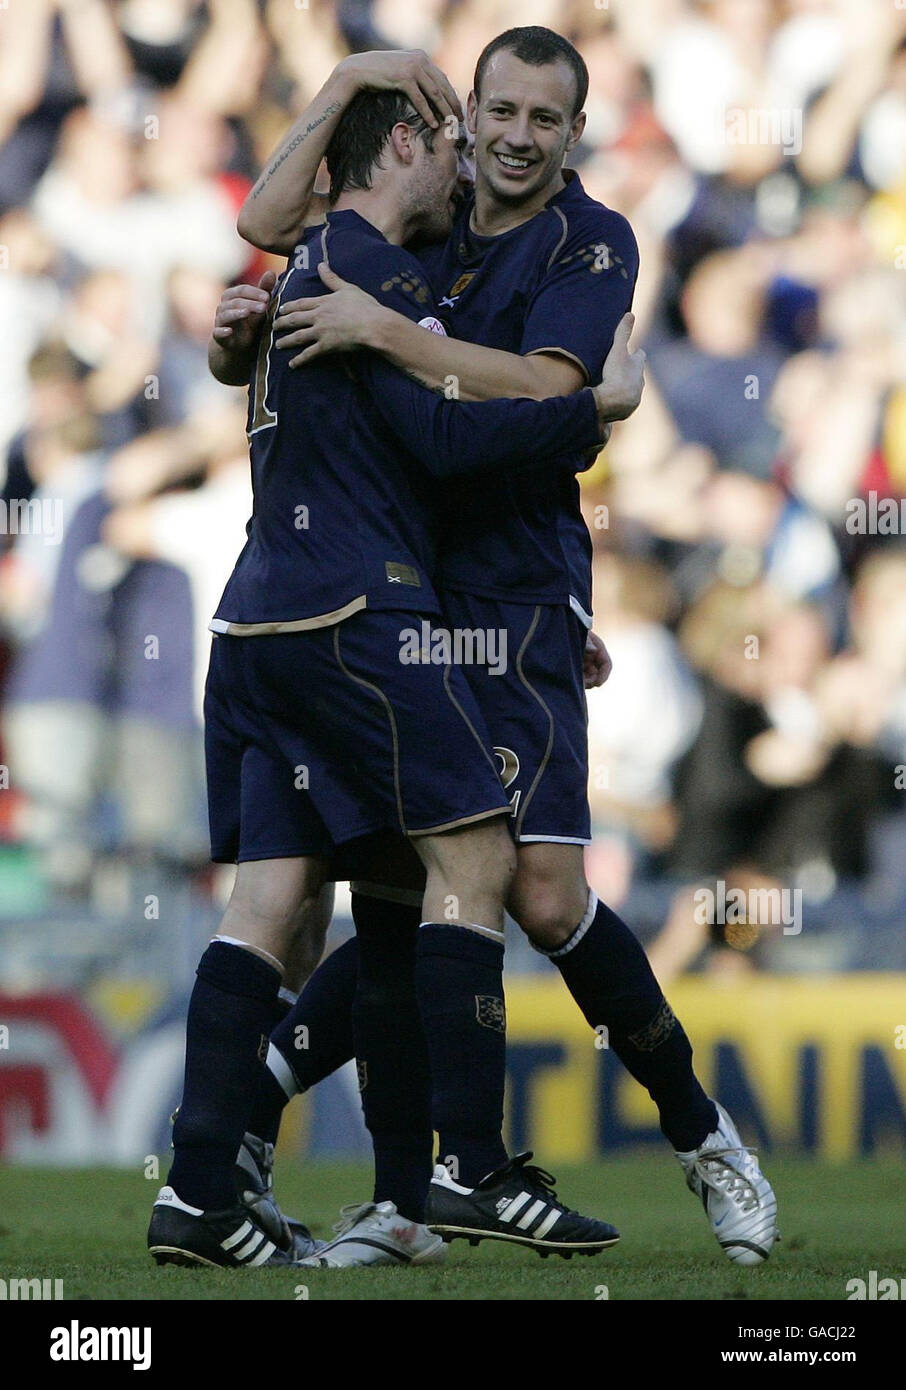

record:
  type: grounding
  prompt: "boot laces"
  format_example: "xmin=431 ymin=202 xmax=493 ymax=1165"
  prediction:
xmin=694 ymin=1146 xmax=760 ymax=1212
xmin=332 ymin=1201 xmax=379 ymax=1236
xmin=521 ymin=1163 xmax=573 ymax=1214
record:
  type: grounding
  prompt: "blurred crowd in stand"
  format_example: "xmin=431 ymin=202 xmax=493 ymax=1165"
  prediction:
xmin=1 ymin=0 xmax=904 ymax=989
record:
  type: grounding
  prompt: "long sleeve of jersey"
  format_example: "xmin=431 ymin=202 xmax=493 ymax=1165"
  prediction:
xmin=361 ymin=355 xmax=602 ymax=479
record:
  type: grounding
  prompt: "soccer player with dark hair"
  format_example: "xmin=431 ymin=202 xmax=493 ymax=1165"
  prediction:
xmin=216 ymin=28 xmax=777 ymax=1269
xmin=147 ymin=78 xmax=641 ymax=1270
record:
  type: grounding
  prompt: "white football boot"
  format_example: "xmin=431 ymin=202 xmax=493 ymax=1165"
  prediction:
xmin=676 ymin=1102 xmax=779 ymax=1265
xmin=296 ymin=1200 xmax=447 ymax=1269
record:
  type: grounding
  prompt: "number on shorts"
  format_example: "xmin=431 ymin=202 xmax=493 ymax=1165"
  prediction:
xmin=494 ymin=746 xmax=521 ymax=819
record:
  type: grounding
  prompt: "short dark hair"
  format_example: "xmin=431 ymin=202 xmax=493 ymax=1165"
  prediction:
xmin=325 ymin=90 xmax=437 ymax=203
xmin=473 ymin=26 xmax=588 ymax=120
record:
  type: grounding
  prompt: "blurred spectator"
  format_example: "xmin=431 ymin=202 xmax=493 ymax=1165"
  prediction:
xmin=648 ymin=248 xmax=785 ymax=476
xmin=0 ymin=210 xmax=61 ymax=461
xmin=0 ymin=0 xmax=903 ymax=981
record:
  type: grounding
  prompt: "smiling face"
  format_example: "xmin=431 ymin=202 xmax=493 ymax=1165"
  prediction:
xmin=468 ymin=50 xmax=586 ymax=209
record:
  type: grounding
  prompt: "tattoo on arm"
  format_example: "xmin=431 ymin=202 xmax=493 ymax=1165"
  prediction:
xmin=251 ymin=102 xmax=343 ymax=198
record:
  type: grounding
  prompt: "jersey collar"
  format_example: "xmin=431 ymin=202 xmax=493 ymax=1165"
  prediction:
xmin=324 ymin=208 xmax=390 ymax=243
xmin=458 ymin=168 xmax=584 ymax=258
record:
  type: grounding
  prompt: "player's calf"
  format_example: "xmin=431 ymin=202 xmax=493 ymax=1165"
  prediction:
xmin=412 ymin=817 xmax=515 ymax=1186
xmin=160 ymin=858 xmax=327 ymax=1226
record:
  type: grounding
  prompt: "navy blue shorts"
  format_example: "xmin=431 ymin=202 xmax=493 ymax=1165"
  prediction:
xmin=205 ymin=609 xmax=509 ymax=863
xmin=443 ymin=592 xmax=591 ymax=846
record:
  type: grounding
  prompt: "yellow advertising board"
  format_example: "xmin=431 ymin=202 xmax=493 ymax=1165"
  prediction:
xmin=503 ymin=976 xmax=906 ymax=1161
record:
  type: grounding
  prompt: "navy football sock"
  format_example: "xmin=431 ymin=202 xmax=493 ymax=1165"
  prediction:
xmin=352 ymin=893 xmax=433 ymax=1222
xmin=250 ymin=937 xmax=360 ymax=1143
xmin=243 ymin=992 xmax=292 ymax=1147
xmin=415 ymin=923 xmax=508 ymax=1187
xmin=547 ymin=895 xmax=718 ymax=1151
xmin=169 ymin=939 xmax=282 ymax=1210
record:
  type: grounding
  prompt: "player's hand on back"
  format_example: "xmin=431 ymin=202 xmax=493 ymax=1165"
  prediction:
xmin=275 ymin=264 xmax=388 ymax=367
xmin=212 ymin=271 xmax=276 ymax=352
xmin=593 ymin=313 xmax=646 ymax=425
xmin=336 ymin=50 xmax=463 ymax=130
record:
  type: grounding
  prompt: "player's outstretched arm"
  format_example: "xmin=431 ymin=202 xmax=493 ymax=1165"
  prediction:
xmin=275 ymin=265 xmax=581 ymax=401
xmin=275 ymin=267 xmax=645 ymax=418
xmin=362 ymin=355 xmax=615 ymax=479
xmin=237 ymin=51 xmax=462 ymax=255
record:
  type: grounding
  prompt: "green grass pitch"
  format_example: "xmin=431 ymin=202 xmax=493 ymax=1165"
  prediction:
xmin=0 ymin=1156 xmax=900 ymax=1301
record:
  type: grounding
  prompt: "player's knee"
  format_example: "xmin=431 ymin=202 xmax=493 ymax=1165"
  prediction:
xmin=234 ymin=889 xmax=320 ymax=932
xmin=516 ymin=899 xmax=576 ymax=950
xmin=223 ymin=882 xmax=324 ymax=960
xmin=422 ymin=817 xmax=516 ymax=913
xmin=510 ymin=875 xmax=588 ymax=950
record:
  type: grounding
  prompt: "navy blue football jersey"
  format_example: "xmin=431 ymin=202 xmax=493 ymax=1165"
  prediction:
xmin=212 ymin=209 xmax=605 ymax=633
xmin=416 ymin=171 xmax=639 ymax=619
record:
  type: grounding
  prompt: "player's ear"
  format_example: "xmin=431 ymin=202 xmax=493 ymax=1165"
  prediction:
xmin=466 ymin=90 xmax=478 ymax=136
xmin=566 ymin=110 xmax=586 ymax=152
xmin=390 ymin=121 xmax=417 ymax=165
